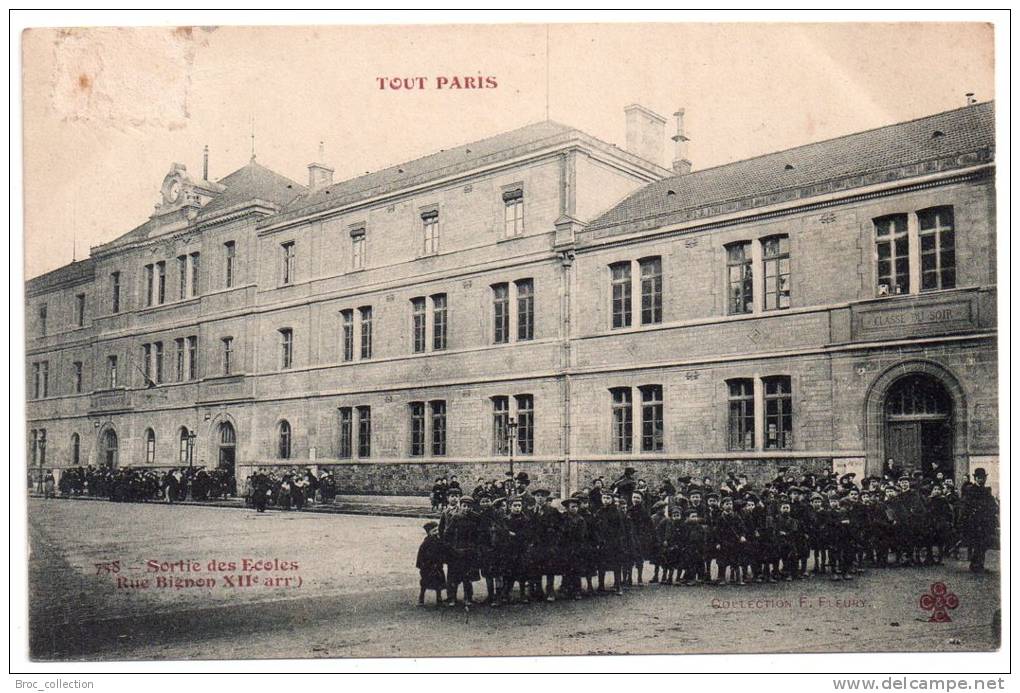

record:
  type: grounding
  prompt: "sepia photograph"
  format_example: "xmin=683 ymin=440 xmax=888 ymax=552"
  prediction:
xmin=13 ymin=14 xmax=1006 ymax=674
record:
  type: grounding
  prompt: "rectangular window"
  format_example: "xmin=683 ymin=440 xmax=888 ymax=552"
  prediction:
xmin=341 ymin=309 xmax=354 ymax=362
xmin=224 ymin=241 xmax=235 ymax=289
xmin=281 ymin=242 xmax=295 ymax=285
xmin=189 ymin=252 xmax=201 ymax=296
xmin=144 ymin=264 xmax=154 ymax=307
xmin=763 ymin=235 xmax=791 ymax=310
xmin=640 ymin=384 xmax=664 ymax=452
xmin=727 ymin=242 xmax=753 ymax=314
xmin=409 ymin=402 xmax=426 ymax=457
xmin=75 ymin=293 xmax=86 ymax=327
xmin=280 ymin=328 xmax=293 ymax=369
xmin=639 ymin=257 xmax=663 ymax=325
xmin=411 ymin=297 xmax=426 ymax=353
xmin=142 ymin=343 xmax=152 ymax=382
xmin=111 ymin=272 xmax=121 ymax=313
xmin=728 ymin=379 xmax=755 ymax=451
xmin=875 ymin=214 xmax=909 ymax=296
xmin=764 ymin=376 xmax=793 ymax=450
xmin=40 ymin=361 xmax=48 ymax=397
xmin=351 ymin=229 xmax=366 ymax=270
xmin=72 ymin=361 xmax=83 ymax=393
xmin=154 ymin=341 xmax=164 ymax=383
xmin=430 ymin=400 xmax=447 ymax=456
xmin=37 ymin=429 xmax=46 ymax=465
xmin=421 ymin=210 xmax=439 ymax=255
xmin=107 ymin=355 xmax=118 ymax=388
xmin=431 ymin=293 xmax=447 ymax=351
xmin=338 ymin=407 xmax=353 ymax=459
xmin=222 ymin=337 xmax=233 ymax=375
xmin=611 ymin=387 xmax=633 ymax=452
xmin=492 ymin=283 xmax=510 ymax=344
xmin=516 ymin=278 xmax=534 ymax=340
xmin=156 ymin=261 xmax=166 ymax=304
xmin=174 ymin=338 xmax=185 ymax=381
xmin=31 ymin=363 xmax=40 ymax=399
xmin=515 ymin=394 xmax=534 ymax=455
xmin=610 ymin=262 xmax=632 ymax=328
xmin=177 ymin=255 xmax=188 ymax=299
xmin=492 ymin=396 xmax=510 ymax=455
xmin=503 ymin=188 xmax=524 ymax=237
xmin=918 ymin=206 xmax=956 ymax=291
xmin=359 ymin=306 xmax=373 ymax=359
xmin=357 ymin=406 xmax=372 ymax=457
xmin=38 ymin=304 xmax=47 ymax=336
xmin=187 ymin=336 xmax=198 ymax=380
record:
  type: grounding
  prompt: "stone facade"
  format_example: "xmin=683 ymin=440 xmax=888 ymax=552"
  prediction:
xmin=25 ymin=104 xmax=999 ymax=496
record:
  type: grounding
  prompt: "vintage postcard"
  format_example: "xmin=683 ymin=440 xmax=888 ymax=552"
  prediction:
xmin=18 ymin=19 xmax=1002 ymax=667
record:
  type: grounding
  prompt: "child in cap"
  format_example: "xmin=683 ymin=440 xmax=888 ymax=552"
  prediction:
xmin=416 ymin=521 xmax=446 ymax=606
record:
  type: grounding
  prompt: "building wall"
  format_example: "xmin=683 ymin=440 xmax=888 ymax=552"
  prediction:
xmin=25 ymin=137 xmax=999 ymax=497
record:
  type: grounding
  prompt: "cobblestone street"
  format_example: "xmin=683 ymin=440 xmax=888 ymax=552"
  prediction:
xmin=28 ymin=497 xmax=1000 ymax=661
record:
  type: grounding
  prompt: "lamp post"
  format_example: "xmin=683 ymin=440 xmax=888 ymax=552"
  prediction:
xmin=187 ymin=430 xmax=197 ymax=469
xmin=507 ymin=416 xmax=518 ymax=479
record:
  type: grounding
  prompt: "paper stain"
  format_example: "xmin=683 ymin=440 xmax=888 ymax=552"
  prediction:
xmin=48 ymin=26 xmax=214 ymax=130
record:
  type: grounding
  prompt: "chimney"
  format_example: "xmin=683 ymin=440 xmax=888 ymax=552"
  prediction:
xmin=202 ymin=145 xmax=209 ymax=180
xmin=671 ymin=108 xmax=692 ymax=175
xmin=966 ymin=92 xmax=977 ymax=106
xmin=624 ymin=104 xmax=667 ymax=169
xmin=307 ymin=141 xmax=334 ymax=191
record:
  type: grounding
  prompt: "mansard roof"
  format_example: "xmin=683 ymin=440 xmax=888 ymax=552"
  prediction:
xmin=589 ymin=101 xmax=995 ymax=238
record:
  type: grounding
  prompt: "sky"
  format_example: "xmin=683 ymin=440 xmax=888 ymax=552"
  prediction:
xmin=21 ymin=22 xmax=995 ymax=279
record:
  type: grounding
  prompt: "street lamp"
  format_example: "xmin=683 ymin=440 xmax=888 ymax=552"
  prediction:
xmin=506 ymin=416 xmax=518 ymax=479
xmin=187 ymin=430 xmax=197 ymax=469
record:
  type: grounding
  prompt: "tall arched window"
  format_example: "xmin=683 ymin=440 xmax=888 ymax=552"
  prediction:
xmin=179 ymin=427 xmax=190 ymax=465
xmin=145 ymin=428 xmax=156 ymax=464
xmin=70 ymin=433 xmax=80 ymax=465
xmin=278 ymin=420 xmax=292 ymax=459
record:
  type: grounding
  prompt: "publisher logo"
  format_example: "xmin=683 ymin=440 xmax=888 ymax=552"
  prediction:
xmin=919 ymin=582 xmax=959 ymax=623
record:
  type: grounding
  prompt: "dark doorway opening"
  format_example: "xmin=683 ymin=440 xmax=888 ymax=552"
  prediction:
xmin=884 ymin=374 xmax=953 ymax=479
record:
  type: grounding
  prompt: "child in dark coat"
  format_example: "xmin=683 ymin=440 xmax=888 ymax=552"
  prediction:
xmin=416 ymin=521 xmax=446 ymax=606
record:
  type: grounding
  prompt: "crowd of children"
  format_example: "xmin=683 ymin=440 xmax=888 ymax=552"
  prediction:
xmin=415 ymin=466 xmax=998 ymax=608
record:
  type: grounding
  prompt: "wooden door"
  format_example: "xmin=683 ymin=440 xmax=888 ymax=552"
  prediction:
xmin=886 ymin=421 xmax=922 ymax=476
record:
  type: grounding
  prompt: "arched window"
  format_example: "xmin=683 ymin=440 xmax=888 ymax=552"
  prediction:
xmin=278 ymin=420 xmax=292 ymax=459
xmin=102 ymin=428 xmax=118 ymax=468
xmin=220 ymin=421 xmax=236 ymax=446
xmin=70 ymin=433 xmax=80 ymax=465
xmin=179 ymin=427 xmax=190 ymax=465
xmin=145 ymin=428 xmax=156 ymax=464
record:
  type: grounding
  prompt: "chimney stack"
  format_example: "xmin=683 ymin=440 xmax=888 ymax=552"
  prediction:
xmin=624 ymin=104 xmax=667 ymax=169
xmin=966 ymin=92 xmax=977 ymax=106
xmin=671 ymin=109 xmax=692 ymax=175
xmin=202 ymin=145 xmax=209 ymax=180
xmin=307 ymin=140 xmax=334 ymax=191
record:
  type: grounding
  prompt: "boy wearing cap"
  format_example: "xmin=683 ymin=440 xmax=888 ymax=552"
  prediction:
xmin=559 ymin=496 xmax=587 ymax=600
xmin=416 ymin=521 xmax=447 ymax=606
xmin=439 ymin=488 xmax=481 ymax=607
xmin=530 ymin=489 xmax=562 ymax=601
xmin=627 ymin=491 xmax=655 ymax=585
xmin=592 ymin=490 xmax=627 ymax=595
xmin=716 ymin=496 xmax=748 ymax=585
xmin=773 ymin=497 xmax=800 ymax=581
xmin=496 ymin=495 xmax=532 ymax=603
xmin=681 ymin=508 xmax=708 ymax=585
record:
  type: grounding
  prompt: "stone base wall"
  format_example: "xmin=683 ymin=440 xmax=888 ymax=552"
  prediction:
xmin=573 ymin=458 xmax=836 ymax=494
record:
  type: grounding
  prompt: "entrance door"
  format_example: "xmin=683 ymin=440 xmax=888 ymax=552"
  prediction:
xmin=886 ymin=421 xmax=922 ymax=476
xmin=884 ymin=374 xmax=953 ymax=479
xmin=217 ymin=422 xmax=236 ymax=493
xmin=102 ymin=429 xmax=119 ymax=469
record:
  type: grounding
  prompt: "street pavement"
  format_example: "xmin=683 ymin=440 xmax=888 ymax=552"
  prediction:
xmin=26 ymin=497 xmax=1000 ymax=661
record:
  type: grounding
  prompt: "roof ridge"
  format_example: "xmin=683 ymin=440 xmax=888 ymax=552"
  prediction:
xmin=677 ymin=101 xmax=994 ymax=180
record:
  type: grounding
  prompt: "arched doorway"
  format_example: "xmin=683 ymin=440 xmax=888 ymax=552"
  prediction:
xmin=101 ymin=429 xmax=119 ymax=469
xmin=884 ymin=373 xmax=953 ymax=479
xmin=218 ymin=422 xmax=236 ymax=476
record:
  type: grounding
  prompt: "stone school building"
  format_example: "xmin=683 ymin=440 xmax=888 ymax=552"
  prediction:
xmin=25 ymin=102 xmax=998 ymax=496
